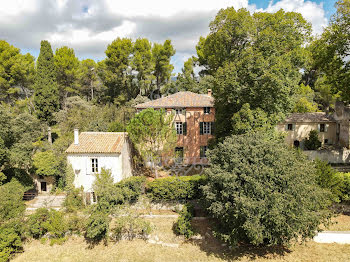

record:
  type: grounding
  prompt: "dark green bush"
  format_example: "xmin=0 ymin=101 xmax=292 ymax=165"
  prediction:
xmin=111 ymin=214 xmax=152 ymax=241
xmin=304 ymin=130 xmax=322 ymax=150
xmin=113 ymin=176 xmax=146 ymax=204
xmin=66 ymin=214 xmax=87 ymax=235
xmin=203 ymin=132 xmax=332 ymax=246
xmin=173 ymin=204 xmax=195 ymax=238
xmin=146 ymin=175 xmax=207 ymax=201
xmin=0 ymin=180 xmax=25 ymax=223
xmin=0 ymin=223 xmax=23 ymax=261
xmin=27 ymin=208 xmax=50 ymax=239
xmin=85 ymin=209 xmax=110 ymax=242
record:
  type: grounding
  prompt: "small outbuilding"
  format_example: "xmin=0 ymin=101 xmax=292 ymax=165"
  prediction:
xmin=66 ymin=129 xmax=133 ymax=202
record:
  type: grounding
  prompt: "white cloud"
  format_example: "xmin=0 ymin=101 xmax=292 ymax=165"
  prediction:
xmin=0 ymin=0 xmax=329 ymax=72
xmin=261 ymin=0 xmax=328 ymax=35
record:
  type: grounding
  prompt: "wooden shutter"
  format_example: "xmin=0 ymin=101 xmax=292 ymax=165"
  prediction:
xmin=318 ymin=124 xmax=320 ymax=132
xmin=325 ymin=124 xmax=329 ymax=132
xmin=200 ymin=146 xmax=204 ymax=158
xmin=183 ymin=122 xmax=187 ymax=135
xmin=285 ymin=124 xmax=288 ymax=131
xmin=211 ymin=122 xmax=215 ymax=135
xmin=200 ymin=122 xmax=203 ymax=135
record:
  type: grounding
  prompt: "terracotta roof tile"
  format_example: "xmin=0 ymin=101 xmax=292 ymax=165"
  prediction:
xmin=66 ymin=132 xmax=127 ymax=154
xmin=135 ymin=91 xmax=214 ymax=108
xmin=284 ymin=112 xmax=335 ymax=123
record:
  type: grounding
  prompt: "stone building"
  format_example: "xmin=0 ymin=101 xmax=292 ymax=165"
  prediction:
xmin=135 ymin=90 xmax=215 ymax=165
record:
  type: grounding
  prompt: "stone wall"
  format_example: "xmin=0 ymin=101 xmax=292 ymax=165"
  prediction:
xmin=304 ymin=149 xmax=350 ymax=164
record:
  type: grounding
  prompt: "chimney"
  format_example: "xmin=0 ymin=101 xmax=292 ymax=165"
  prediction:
xmin=74 ymin=128 xmax=79 ymax=145
xmin=207 ymin=89 xmax=212 ymax=97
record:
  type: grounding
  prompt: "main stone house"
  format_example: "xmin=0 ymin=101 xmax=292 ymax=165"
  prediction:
xmin=66 ymin=130 xmax=133 ymax=203
xmin=135 ymin=90 xmax=215 ymax=165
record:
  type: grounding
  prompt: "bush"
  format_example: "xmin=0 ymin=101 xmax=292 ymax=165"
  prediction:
xmin=27 ymin=208 xmax=68 ymax=242
xmin=113 ymin=176 xmax=146 ymax=204
xmin=0 ymin=180 xmax=25 ymax=223
xmin=315 ymin=159 xmax=344 ymax=202
xmin=203 ymin=132 xmax=332 ymax=246
xmin=146 ymin=175 xmax=207 ymax=201
xmin=304 ymin=130 xmax=322 ymax=150
xmin=85 ymin=209 xmax=110 ymax=242
xmin=0 ymin=224 xmax=23 ymax=261
xmin=173 ymin=204 xmax=195 ymax=238
xmin=66 ymin=214 xmax=87 ymax=236
xmin=63 ymin=188 xmax=85 ymax=213
xmin=111 ymin=213 xmax=152 ymax=241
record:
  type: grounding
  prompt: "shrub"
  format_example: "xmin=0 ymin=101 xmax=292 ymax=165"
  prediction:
xmin=113 ymin=176 xmax=146 ymax=204
xmin=173 ymin=204 xmax=195 ymax=238
xmin=27 ymin=208 xmax=50 ymax=239
xmin=66 ymin=214 xmax=87 ymax=235
xmin=0 ymin=224 xmax=23 ymax=261
xmin=0 ymin=180 xmax=25 ymax=223
xmin=85 ymin=209 xmax=110 ymax=242
xmin=203 ymin=132 xmax=332 ymax=246
xmin=304 ymin=130 xmax=322 ymax=150
xmin=146 ymin=175 xmax=207 ymax=201
xmin=63 ymin=188 xmax=85 ymax=213
xmin=111 ymin=213 xmax=152 ymax=241
xmin=315 ymin=159 xmax=344 ymax=201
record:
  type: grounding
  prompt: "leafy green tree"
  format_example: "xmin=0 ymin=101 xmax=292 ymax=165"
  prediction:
xmin=292 ymin=84 xmax=319 ymax=113
xmin=132 ymin=38 xmax=154 ymax=96
xmin=304 ymin=130 xmax=322 ymax=150
xmin=33 ymin=151 xmax=60 ymax=177
xmin=127 ymin=108 xmax=176 ymax=177
xmin=77 ymin=59 xmax=99 ymax=101
xmin=152 ymin=40 xmax=175 ymax=90
xmin=0 ymin=40 xmax=35 ymax=103
xmin=202 ymin=132 xmax=332 ymax=246
xmin=100 ymin=38 xmax=134 ymax=103
xmin=33 ymin=40 xmax=59 ymax=124
xmin=54 ymin=46 xmax=80 ymax=104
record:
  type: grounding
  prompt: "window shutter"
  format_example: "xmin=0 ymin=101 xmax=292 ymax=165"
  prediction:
xmin=285 ymin=124 xmax=288 ymax=131
xmin=200 ymin=146 xmax=204 ymax=158
xmin=183 ymin=122 xmax=187 ymax=135
xmin=211 ymin=122 xmax=215 ymax=135
xmin=200 ymin=122 xmax=203 ymax=135
xmin=325 ymin=124 xmax=329 ymax=132
xmin=318 ymin=124 xmax=320 ymax=132
xmin=183 ymin=109 xmax=186 ymax=116
xmin=292 ymin=124 xmax=295 ymax=131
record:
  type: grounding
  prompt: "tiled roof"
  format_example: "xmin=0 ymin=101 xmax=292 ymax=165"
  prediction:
xmin=66 ymin=132 xmax=126 ymax=154
xmin=284 ymin=112 xmax=335 ymax=123
xmin=135 ymin=91 xmax=214 ymax=108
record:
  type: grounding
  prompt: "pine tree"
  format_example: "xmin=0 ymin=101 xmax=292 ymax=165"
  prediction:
xmin=33 ymin=40 xmax=59 ymax=124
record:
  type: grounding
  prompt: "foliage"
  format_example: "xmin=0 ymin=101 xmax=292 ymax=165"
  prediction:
xmin=66 ymin=213 xmax=87 ymax=236
xmin=0 ymin=180 xmax=25 ymax=223
xmin=146 ymin=175 xmax=207 ymax=201
xmin=33 ymin=40 xmax=59 ymax=124
xmin=27 ymin=208 xmax=50 ymax=239
xmin=77 ymin=59 xmax=100 ymax=101
xmin=315 ymin=159 xmax=344 ymax=202
xmin=127 ymin=108 xmax=176 ymax=172
xmin=173 ymin=204 xmax=195 ymax=238
xmin=0 ymin=40 xmax=35 ymax=103
xmin=85 ymin=209 xmax=110 ymax=242
xmin=114 ymin=176 xmax=146 ymax=204
xmin=292 ymin=84 xmax=319 ymax=113
xmin=339 ymin=172 xmax=350 ymax=201
xmin=33 ymin=151 xmax=60 ymax=177
xmin=65 ymin=163 xmax=75 ymax=192
xmin=202 ymin=132 xmax=332 ymax=246
xmin=111 ymin=210 xmax=152 ymax=241
xmin=304 ymin=130 xmax=322 ymax=150
xmin=196 ymin=8 xmax=311 ymax=139
xmin=63 ymin=188 xmax=85 ymax=213
xmin=54 ymin=46 xmax=80 ymax=104
xmin=0 ymin=223 xmax=23 ymax=261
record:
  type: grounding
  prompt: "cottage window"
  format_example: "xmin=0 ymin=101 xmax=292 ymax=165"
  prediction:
xmin=204 ymin=107 xmax=211 ymax=114
xmin=203 ymin=122 xmax=211 ymax=134
xmin=200 ymin=146 xmax=208 ymax=158
xmin=319 ymin=123 xmax=325 ymax=132
xmin=175 ymin=122 xmax=183 ymax=134
xmin=175 ymin=147 xmax=184 ymax=163
xmin=91 ymin=158 xmax=98 ymax=173
xmin=175 ymin=108 xmax=183 ymax=115
xmin=287 ymin=124 xmax=294 ymax=131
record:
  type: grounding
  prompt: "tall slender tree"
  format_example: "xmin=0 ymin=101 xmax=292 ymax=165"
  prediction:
xmin=33 ymin=40 xmax=59 ymax=125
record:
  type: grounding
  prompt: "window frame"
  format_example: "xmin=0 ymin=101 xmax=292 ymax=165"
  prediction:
xmin=203 ymin=122 xmax=211 ymax=134
xmin=200 ymin=146 xmax=208 ymax=158
xmin=204 ymin=107 xmax=211 ymax=114
xmin=91 ymin=158 xmax=98 ymax=174
xmin=319 ymin=123 xmax=325 ymax=133
xmin=175 ymin=122 xmax=183 ymax=135
xmin=287 ymin=124 xmax=294 ymax=131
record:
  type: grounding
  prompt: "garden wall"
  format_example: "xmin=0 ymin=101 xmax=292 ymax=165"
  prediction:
xmin=304 ymin=149 xmax=350 ymax=164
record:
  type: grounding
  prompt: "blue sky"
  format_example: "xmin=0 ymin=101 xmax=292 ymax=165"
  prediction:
xmin=0 ymin=0 xmax=338 ymax=74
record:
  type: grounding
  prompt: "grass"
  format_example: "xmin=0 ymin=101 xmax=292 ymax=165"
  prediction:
xmin=321 ymin=214 xmax=350 ymax=231
xmin=13 ymin=216 xmax=350 ymax=262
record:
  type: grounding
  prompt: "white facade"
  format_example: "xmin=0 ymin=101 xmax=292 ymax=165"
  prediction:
xmin=67 ymin=141 xmax=132 ymax=192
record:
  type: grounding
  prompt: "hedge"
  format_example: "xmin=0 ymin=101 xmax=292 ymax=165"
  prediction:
xmin=146 ymin=175 xmax=207 ymax=201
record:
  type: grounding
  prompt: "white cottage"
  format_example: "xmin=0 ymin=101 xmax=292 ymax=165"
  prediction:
xmin=66 ymin=130 xmax=133 ymax=200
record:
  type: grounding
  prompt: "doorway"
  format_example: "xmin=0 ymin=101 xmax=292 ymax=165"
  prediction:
xmin=40 ymin=182 xmax=47 ymax=192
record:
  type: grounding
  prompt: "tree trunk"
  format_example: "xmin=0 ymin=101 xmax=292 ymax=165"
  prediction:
xmin=48 ymin=127 xmax=52 ymax=145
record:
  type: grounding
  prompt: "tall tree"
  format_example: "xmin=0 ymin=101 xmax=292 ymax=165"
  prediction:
xmin=77 ymin=59 xmax=99 ymax=101
xmin=100 ymin=38 xmax=134 ymax=103
xmin=132 ymin=38 xmax=154 ymax=96
xmin=33 ymin=40 xmax=59 ymax=124
xmin=0 ymin=40 xmax=35 ymax=103
xmin=152 ymin=40 xmax=175 ymax=90
xmin=195 ymin=8 xmax=312 ymax=138
xmin=54 ymin=46 xmax=79 ymax=105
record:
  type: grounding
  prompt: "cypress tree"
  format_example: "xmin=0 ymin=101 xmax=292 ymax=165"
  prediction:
xmin=34 ymin=40 xmax=59 ymax=124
